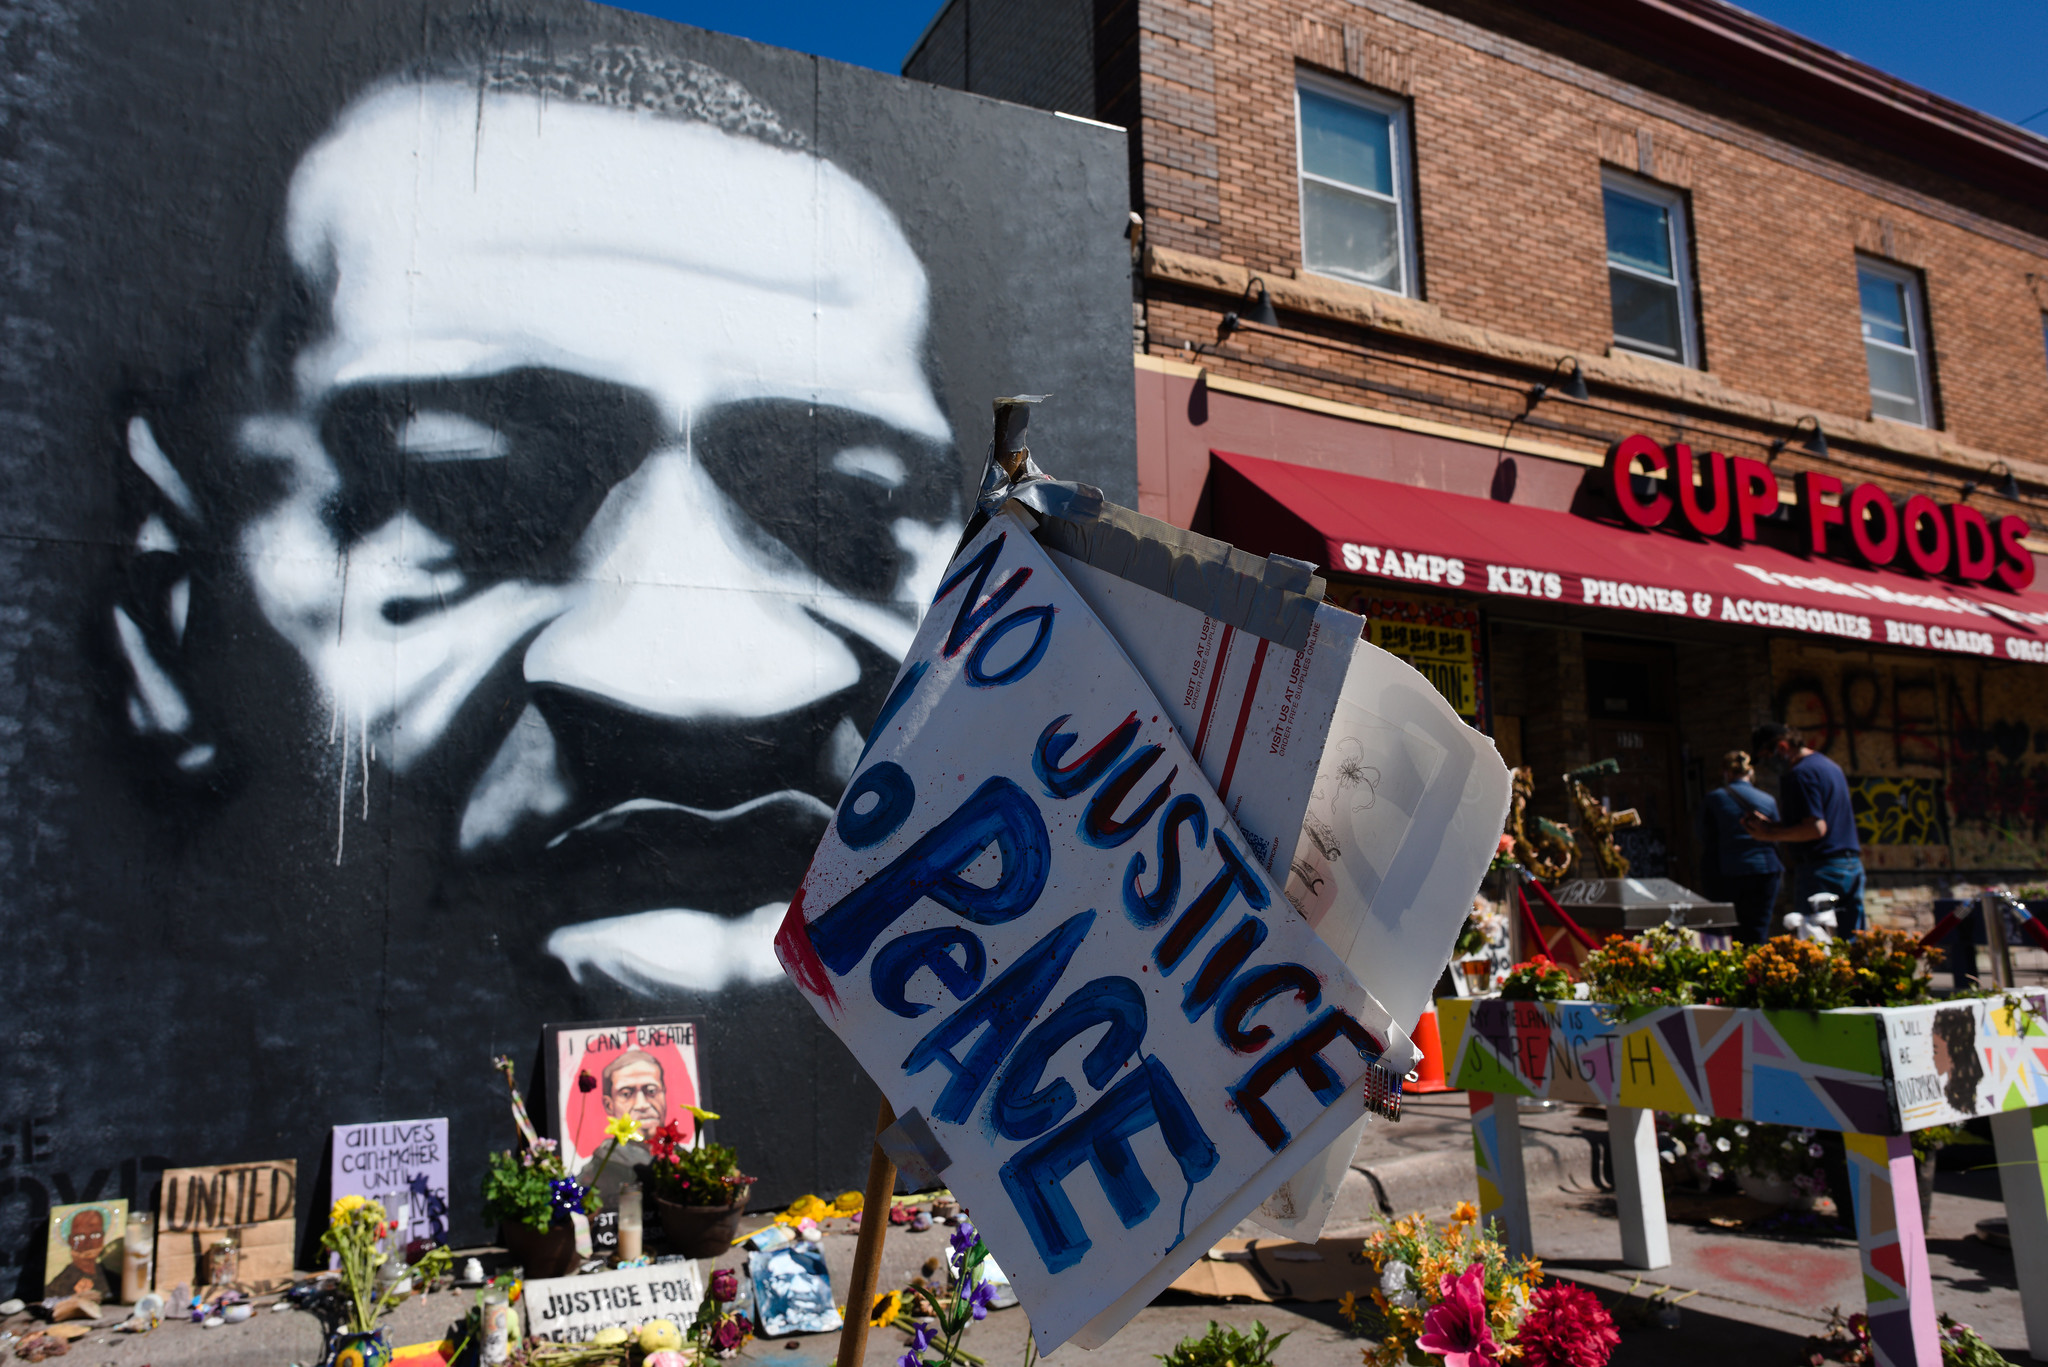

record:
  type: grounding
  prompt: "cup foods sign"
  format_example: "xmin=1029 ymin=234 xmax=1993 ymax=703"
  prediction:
xmin=1608 ymin=435 xmax=2035 ymax=591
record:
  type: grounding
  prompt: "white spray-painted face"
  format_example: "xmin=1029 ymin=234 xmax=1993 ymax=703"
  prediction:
xmin=234 ymin=81 xmax=962 ymax=995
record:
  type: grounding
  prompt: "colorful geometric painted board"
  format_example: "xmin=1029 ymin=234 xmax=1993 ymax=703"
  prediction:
xmin=1436 ymin=989 xmax=2048 ymax=1134
xmin=1439 ymin=992 xmax=2048 ymax=1367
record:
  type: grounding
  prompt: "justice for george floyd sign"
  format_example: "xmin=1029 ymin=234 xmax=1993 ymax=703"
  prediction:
xmin=776 ymin=512 xmax=1415 ymax=1352
xmin=523 ymin=1261 xmax=705 ymax=1343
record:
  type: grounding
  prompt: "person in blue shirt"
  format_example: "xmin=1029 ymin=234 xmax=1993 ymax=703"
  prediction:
xmin=1697 ymin=750 xmax=1783 ymax=944
xmin=1741 ymin=721 xmax=1865 ymax=932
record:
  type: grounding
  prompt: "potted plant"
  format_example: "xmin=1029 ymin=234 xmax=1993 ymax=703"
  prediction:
xmin=482 ymin=1056 xmax=634 ymax=1277
xmin=323 ymin=1195 xmax=452 ymax=1367
xmin=647 ymin=1121 xmax=756 ymax=1257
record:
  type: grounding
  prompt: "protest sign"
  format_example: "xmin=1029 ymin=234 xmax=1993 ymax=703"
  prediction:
xmin=522 ymin=1261 xmax=703 ymax=1344
xmin=1046 ymin=505 xmax=1510 ymax=1243
xmin=330 ymin=1118 xmax=449 ymax=1246
xmin=778 ymin=510 xmax=1414 ymax=1352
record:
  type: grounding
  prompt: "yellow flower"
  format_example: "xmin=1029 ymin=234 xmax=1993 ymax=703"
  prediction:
xmin=870 ymin=1289 xmax=903 ymax=1327
xmin=329 ymin=1194 xmax=383 ymax=1228
xmin=1450 ymin=1201 xmax=1478 ymax=1226
xmin=1337 ymin=1291 xmax=1358 ymax=1325
xmin=833 ymin=1191 xmax=864 ymax=1214
xmin=605 ymin=1113 xmax=642 ymax=1145
xmin=686 ymin=1104 xmax=721 ymax=1122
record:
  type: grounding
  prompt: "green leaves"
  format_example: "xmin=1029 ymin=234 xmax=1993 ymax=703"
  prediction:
xmin=1156 ymin=1321 xmax=1291 ymax=1367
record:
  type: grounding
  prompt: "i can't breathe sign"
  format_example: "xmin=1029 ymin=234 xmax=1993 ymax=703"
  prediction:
xmin=776 ymin=512 xmax=1413 ymax=1353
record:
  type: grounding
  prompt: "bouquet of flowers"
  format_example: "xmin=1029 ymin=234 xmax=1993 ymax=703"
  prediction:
xmin=645 ymin=1126 xmax=756 ymax=1208
xmin=322 ymin=1195 xmax=453 ymax=1335
xmin=1346 ymin=1205 xmax=1618 ymax=1367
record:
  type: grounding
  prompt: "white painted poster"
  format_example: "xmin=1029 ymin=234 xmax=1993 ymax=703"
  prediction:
xmin=329 ymin=1118 xmax=449 ymax=1245
xmin=777 ymin=512 xmax=1415 ymax=1352
xmin=523 ymin=1261 xmax=704 ymax=1344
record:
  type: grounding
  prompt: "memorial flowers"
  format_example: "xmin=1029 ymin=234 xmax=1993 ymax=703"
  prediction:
xmin=321 ymin=1194 xmax=452 ymax=1335
xmin=1497 ymin=930 xmax=1933 ymax=1014
xmin=689 ymin=1261 xmax=753 ymax=1358
xmin=893 ymin=1220 xmax=1003 ymax=1367
xmin=1347 ymin=1205 xmax=1617 ymax=1367
xmin=645 ymin=1129 xmax=756 ymax=1208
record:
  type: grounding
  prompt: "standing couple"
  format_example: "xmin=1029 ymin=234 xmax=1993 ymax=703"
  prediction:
xmin=1698 ymin=723 xmax=1864 ymax=944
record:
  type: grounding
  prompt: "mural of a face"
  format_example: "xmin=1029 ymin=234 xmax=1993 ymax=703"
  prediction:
xmin=117 ymin=58 xmax=962 ymax=997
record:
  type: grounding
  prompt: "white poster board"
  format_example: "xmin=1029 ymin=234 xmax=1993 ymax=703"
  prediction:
xmin=523 ymin=1261 xmax=704 ymax=1344
xmin=778 ymin=513 xmax=1413 ymax=1352
xmin=329 ymin=1118 xmax=448 ymax=1245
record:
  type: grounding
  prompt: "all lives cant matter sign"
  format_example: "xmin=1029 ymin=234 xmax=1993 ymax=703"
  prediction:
xmin=777 ymin=513 xmax=1413 ymax=1353
xmin=329 ymin=1117 xmax=448 ymax=1244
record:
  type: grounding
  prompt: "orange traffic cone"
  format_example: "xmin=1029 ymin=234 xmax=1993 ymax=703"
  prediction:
xmin=1406 ymin=1007 xmax=1452 ymax=1093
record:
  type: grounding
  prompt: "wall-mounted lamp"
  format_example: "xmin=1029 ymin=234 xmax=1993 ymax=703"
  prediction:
xmin=1217 ymin=277 xmax=1278 ymax=341
xmin=1769 ymin=414 xmax=1828 ymax=461
xmin=1965 ymin=462 xmax=2022 ymax=501
xmin=1525 ymin=356 xmax=1589 ymax=406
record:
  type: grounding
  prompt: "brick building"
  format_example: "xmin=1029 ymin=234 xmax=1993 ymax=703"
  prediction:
xmin=906 ymin=0 xmax=2048 ymax=934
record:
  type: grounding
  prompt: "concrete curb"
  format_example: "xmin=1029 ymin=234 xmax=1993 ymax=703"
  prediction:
xmin=1321 ymin=1118 xmax=1603 ymax=1236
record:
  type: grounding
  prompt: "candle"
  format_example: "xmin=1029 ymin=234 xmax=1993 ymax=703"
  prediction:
xmin=121 ymin=1212 xmax=155 ymax=1303
xmin=617 ymin=1189 xmax=644 ymax=1262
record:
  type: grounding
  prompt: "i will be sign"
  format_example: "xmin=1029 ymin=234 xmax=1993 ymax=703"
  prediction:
xmin=778 ymin=512 xmax=1415 ymax=1352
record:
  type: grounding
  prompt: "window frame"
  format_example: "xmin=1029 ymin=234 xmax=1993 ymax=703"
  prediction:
xmin=1855 ymin=255 xmax=1934 ymax=429
xmin=1599 ymin=168 xmax=1701 ymax=369
xmin=1293 ymin=70 xmax=1419 ymax=298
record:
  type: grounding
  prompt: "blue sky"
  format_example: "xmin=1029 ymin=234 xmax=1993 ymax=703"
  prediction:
xmin=601 ymin=0 xmax=2048 ymax=130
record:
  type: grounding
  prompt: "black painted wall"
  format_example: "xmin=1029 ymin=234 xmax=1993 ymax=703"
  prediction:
xmin=0 ymin=0 xmax=1133 ymax=1288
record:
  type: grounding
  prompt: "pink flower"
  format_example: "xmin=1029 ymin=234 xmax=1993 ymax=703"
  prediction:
xmin=1417 ymin=1264 xmax=1500 ymax=1367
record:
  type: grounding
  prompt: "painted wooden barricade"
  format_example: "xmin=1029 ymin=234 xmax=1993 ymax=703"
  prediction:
xmin=1437 ymin=992 xmax=2048 ymax=1367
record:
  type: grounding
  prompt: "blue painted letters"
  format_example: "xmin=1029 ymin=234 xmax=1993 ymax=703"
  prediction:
xmin=809 ymin=777 xmax=1050 ymax=975
xmin=870 ymin=927 xmax=987 ymax=1018
xmin=1033 ymin=712 xmax=1139 ymax=800
xmin=990 ymin=977 xmax=1148 ymax=1140
xmin=902 ymin=911 xmax=1096 ymax=1124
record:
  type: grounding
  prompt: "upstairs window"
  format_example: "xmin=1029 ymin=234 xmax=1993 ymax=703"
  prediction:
xmin=1857 ymin=257 xmax=1932 ymax=426
xmin=1602 ymin=171 xmax=1698 ymax=366
xmin=1296 ymin=75 xmax=1417 ymax=296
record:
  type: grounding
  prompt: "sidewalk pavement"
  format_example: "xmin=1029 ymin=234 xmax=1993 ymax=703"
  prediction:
xmin=10 ymin=1096 xmax=2030 ymax=1366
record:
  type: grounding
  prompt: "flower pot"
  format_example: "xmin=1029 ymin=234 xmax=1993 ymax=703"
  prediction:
xmin=1735 ymin=1172 xmax=1816 ymax=1210
xmin=500 ymin=1219 xmax=582 ymax=1278
xmin=332 ymin=1328 xmax=391 ymax=1367
xmin=656 ymin=1193 xmax=749 ymax=1257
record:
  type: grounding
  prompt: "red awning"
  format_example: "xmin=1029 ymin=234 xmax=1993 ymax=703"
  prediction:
xmin=1210 ymin=450 xmax=2048 ymax=663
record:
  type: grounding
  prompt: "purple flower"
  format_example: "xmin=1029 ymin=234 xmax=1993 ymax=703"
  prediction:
xmin=909 ymin=1321 xmax=936 ymax=1354
xmin=548 ymin=1177 xmax=586 ymax=1220
xmin=899 ymin=1352 xmax=922 ymax=1367
xmin=948 ymin=1219 xmax=977 ymax=1259
xmin=969 ymin=1280 xmax=999 ymax=1321
xmin=709 ymin=1268 xmax=739 ymax=1303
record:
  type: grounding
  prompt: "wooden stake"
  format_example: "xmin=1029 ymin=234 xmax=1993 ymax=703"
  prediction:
xmin=836 ymin=1097 xmax=899 ymax=1367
